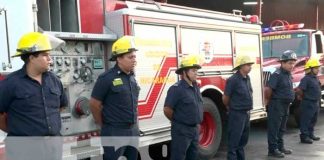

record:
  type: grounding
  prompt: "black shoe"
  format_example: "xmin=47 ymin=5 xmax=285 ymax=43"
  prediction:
xmin=279 ymin=148 xmax=292 ymax=154
xmin=301 ymin=137 xmax=313 ymax=144
xmin=268 ymin=149 xmax=285 ymax=158
xmin=310 ymin=135 xmax=320 ymax=141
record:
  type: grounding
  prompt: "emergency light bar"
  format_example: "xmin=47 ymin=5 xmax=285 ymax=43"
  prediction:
xmin=243 ymin=15 xmax=259 ymax=24
xmin=246 ymin=15 xmax=259 ymax=24
xmin=262 ymin=23 xmax=304 ymax=33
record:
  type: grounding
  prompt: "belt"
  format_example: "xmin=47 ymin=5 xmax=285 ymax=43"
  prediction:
xmin=303 ymin=99 xmax=319 ymax=102
xmin=173 ymin=121 xmax=198 ymax=127
xmin=105 ymin=123 xmax=137 ymax=129
xmin=272 ymin=98 xmax=293 ymax=101
xmin=229 ymin=109 xmax=251 ymax=113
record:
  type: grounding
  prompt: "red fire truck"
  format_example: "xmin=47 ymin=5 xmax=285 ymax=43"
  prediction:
xmin=0 ymin=0 xmax=267 ymax=159
xmin=262 ymin=20 xmax=324 ymax=125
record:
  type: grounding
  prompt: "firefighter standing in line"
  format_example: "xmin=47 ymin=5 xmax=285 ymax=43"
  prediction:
xmin=265 ymin=50 xmax=297 ymax=158
xmin=90 ymin=36 xmax=140 ymax=160
xmin=296 ymin=57 xmax=321 ymax=144
xmin=164 ymin=55 xmax=204 ymax=160
xmin=0 ymin=32 xmax=68 ymax=160
xmin=223 ymin=55 xmax=254 ymax=160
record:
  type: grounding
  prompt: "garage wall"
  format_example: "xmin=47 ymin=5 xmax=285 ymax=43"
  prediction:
xmin=168 ymin=0 xmax=244 ymax=13
xmin=261 ymin=0 xmax=324 ymax=31
xmin=167 ymin=0 xmax=324 ymax=31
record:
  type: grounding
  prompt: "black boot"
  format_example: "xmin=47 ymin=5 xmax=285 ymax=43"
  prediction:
xmin=310 ymin=135 xmax=320 ymax=141
xmin=268 ymin=149 xmax=285 ymax=158
xmin=301 ymin=137 xmax=313 ymax=144
xmin=279 ymin=148 xmax=292 ymax=154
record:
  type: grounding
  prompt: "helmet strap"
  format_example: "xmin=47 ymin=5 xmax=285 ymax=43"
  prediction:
xmin=184 ymin=69 xmax=195 ymax=85
xmin=310 ymin=68 xmax=317 ymax=75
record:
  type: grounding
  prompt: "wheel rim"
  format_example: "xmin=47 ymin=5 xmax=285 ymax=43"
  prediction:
xmin=199 ymin=112 xmax=216 ymax=147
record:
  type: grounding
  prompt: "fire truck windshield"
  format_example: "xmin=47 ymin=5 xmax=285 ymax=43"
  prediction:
xmin=262 ymin=33 xmax=309 ymax=58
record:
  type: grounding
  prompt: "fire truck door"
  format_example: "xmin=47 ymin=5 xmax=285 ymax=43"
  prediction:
xmin=235 ymin=33 xmax=263 ymax=110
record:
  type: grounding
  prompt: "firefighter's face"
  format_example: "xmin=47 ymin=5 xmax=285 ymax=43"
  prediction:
xmin=30 ymin=51 xmax=52 ymax=72
xmin=241 ymin=63 xmax=253 ymax=74
xmin=117 ymin=51 xmax=137 ymax=72
xmin=311 ymin=67 xmax=320 ymax=75
xmin=281 ymin=60 xmax=296 ymax=72
xmin=185 ymin=68 xmax=198 ymax=81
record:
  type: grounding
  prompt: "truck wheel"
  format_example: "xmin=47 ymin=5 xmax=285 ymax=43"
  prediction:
xmin=198 ymin=97 xmax=222 ymax=159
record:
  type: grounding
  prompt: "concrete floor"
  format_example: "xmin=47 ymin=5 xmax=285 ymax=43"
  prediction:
xmin=16 ymin=109 xmax=323 ymax=160
xmin=213 ymin=110 xmax=324 ymax=160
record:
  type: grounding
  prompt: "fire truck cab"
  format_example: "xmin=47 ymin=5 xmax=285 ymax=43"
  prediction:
xmin=0 ymin=0 xmax=267 ymax=159
xmin=262 ymin=19 xmax=324 ymax=125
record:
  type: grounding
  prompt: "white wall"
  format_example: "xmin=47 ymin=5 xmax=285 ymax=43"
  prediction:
xmin=0 ymin=0 xmax=34 ymax=73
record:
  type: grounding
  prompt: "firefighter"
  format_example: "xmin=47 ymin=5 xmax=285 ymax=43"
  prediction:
xmin=0 ymin=32 xmax=68 ymax=160
xmin=296 ymin=57 xmax=321 ymax=144
xmin=222 ymin=55 xmax=254 ymax=160
xmin=90 ymin=36 xmax=140 ymax=160
xmin=265 ymin=50 xmax=297 ymax=158
xmin=164 ymin=55 xmax=204 ymax=160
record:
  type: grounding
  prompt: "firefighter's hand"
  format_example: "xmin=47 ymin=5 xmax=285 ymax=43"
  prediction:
xmin=0 ymin=113 xmax=7 ymax=132
xmin=226 ymin=106 xmax=231 ymax=115
xmin=264 ymin=99 xmax=269 ymax=111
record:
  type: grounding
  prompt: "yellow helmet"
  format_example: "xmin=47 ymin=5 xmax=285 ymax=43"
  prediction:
xmin=305 ymin=57 xmax=320 ymax=70
xmin=233 ymin=55 xmax=255 ymax=70
xmin=13 ymin=32 xmax=52 ymax=57
xmin=176 ymin=55 xmax=203 ymax=74
xmin=110 ymin=36 xmax=138 ymax=61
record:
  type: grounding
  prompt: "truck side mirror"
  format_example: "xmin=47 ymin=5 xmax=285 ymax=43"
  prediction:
xmin=315 ymin=34 xmax=323 ymax=54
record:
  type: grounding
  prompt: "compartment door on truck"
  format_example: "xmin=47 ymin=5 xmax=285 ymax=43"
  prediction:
xmin=133 ymin=23 xmax=178 ymax=133
xmin=180 ymin=28 xmax=233 ymax=71
xmin=235 ymin=33 xmax=263 ymax=111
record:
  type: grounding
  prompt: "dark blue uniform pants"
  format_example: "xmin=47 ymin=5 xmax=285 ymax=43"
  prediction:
xmin=227 ymin=110 xmax=250 ymax=160
xmin=101 ymin=124 xmax=139 ymax=160
xmin=267 ymin=99 xmax=290 ymax=152
xmin=171 ymin=122 xmax=199 ymax=160
xmin=300 ymin=100 xmax=319 ymax=139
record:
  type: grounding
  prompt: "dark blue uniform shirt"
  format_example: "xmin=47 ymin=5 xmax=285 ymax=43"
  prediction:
xmin=224 ymin=72 xmax=253 ymax=111
xmin=91 ymin=65 xmax=140 ymax=125
xmin=164 ymin=80 xmax=203 ymax=126
xmin=298 ymin=74 xmax=321 ymax=101
xmin=0 ymin=66 xmax=67 ymax=136
xmin=267 ymin=68 xmax=295 ymax=102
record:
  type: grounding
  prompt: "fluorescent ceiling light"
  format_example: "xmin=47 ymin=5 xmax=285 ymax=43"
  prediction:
xmin=243 ymin=2 xmax=263 ymax=5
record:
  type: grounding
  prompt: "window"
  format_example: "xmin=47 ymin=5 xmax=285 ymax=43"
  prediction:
xmin=181 ymin=28 xmax=232 ymax=66
xmin=236 ymin=33 xmax=260 ymax=57
xmin=262 ymin=33 xmax=309 ymax=58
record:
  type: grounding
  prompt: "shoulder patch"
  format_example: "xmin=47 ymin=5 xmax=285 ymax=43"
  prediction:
xmin=172 ymin=82 xmax=180 ymax=87
xmin=5 ymin=70 xmax=21 ymax=81
xmin=107 ymin=68 xmax=115 ymax=74
xmin=99 ymin=69 xmax=115 ymax=79
xmin=274 ymin=69 xmax=281 ymax=74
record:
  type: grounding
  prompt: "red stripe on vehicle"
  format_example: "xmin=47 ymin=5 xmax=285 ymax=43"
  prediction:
xmin=138 ymin=57 xmax=176 ymax=119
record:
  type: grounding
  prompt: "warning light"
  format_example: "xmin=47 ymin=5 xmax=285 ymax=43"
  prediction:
xmin=262 ymin=20 xmax=304 ymax=33
xmin=245 ymin=15 xmax=259 ymax=24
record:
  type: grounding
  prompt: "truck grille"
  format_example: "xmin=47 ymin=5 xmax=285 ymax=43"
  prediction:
xmin=262 ymin=71 xmax=271 ymax=86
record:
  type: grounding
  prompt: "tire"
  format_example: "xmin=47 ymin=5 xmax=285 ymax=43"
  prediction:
xmin=198 ymin=97 xmax=222 ymax=159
